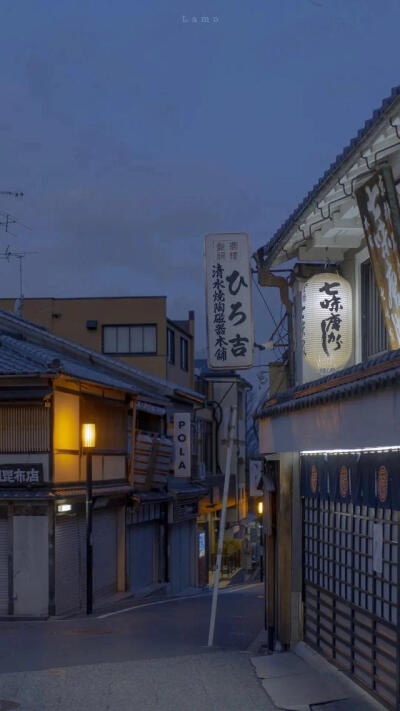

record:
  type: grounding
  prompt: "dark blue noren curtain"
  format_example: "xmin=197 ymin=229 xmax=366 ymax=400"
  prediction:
xmin=301 ymin=455 xmax=330 ymax=499
xmin=358 ymin=451 xmax=400 ymax=509
xmin=327 ymin=454 xmax=361 ymax=504
xmin=301 ymin=452 xmax=399 ymax=509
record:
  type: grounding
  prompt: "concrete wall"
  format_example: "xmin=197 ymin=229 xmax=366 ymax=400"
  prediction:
xmin=166 ymin=321 xmax=195 ymax=390
xmin=0 ymin=297 xmax=168 ymax=379
xmin=259 ymin=385 xmax=400 ymax=454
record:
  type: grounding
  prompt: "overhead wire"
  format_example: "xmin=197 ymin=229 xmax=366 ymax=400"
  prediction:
xmin=251 ymin=274 xmax=286 ymax=358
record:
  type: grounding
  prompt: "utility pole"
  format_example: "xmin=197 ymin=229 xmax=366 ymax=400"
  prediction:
xmin=208 ymin=405 xmax=237 ymax=647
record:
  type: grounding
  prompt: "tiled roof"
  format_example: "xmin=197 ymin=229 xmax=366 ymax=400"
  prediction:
xmin=131 ymin=490 xmax=174 ymax=503
xmin=258 ymin=85 xmax=400 ymax=266
xmin=168 ymin=479 xmax=208 ymax=497
xmin=0 ymin=484 xmax=137 ymax=500
xmin=194 ymin=358 xmax=252 ymax=384
xmin=0 ymin=309 xmax=202 ymax=402
xmin=0 ymin=488 xmax=56 ymax=499
xmin=0 ymin=333 xmax=139 ymax=394
xmin=256 ymin=348 xmax=400 ymax=420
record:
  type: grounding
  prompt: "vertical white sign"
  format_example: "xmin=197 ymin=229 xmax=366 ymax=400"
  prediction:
xmin=173 ymin=413 xmax=191 ymax=478
xmin=205 ymin=233 xmax=254 ymax=370
xmin=249 ymin=459 xmax=263 ymax=497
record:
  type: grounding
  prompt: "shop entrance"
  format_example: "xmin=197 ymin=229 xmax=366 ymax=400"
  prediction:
xmin=301 ymin=453 xmax=399 ymax=709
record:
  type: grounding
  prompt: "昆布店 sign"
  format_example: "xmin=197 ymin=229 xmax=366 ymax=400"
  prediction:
xmin=205 ymin=233 xmax=254 ymax=370
xmin=0 ymin=463 xmax=43 ymax=484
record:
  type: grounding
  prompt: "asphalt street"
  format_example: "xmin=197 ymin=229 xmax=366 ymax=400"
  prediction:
xmin=0 ymin=582 xmax=274 ymax=711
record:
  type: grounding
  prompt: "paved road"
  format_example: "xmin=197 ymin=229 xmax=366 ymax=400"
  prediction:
xmin=0 ymin=583 xmax=275 ymax=711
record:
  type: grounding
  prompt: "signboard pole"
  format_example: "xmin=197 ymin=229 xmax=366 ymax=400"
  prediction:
xmin=207 ymin=405 xmax=237 ymax=647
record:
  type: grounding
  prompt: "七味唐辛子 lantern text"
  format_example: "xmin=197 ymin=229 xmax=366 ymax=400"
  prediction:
xmin=302 ymin=272 xmax=352 ymax=372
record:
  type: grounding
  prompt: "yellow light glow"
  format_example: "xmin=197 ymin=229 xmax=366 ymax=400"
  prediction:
xmin=257 ymin=501 xmax=263 ymax=515
xmin=82 ymin=423 xmax=96 ymax=448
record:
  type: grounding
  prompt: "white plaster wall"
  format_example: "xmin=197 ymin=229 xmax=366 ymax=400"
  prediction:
xmin=259 ymin=386 xmax=400 ymax=454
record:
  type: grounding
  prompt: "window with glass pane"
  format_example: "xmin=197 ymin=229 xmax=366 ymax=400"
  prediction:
xmin=361 ymin=260 xmax=388 ymax=359
xmin=167 ymin=328 xmax=175 ymax=364
xmin=180 ymin=337 xmax=188 ymax=371
xmin=103 ymin=326 xmax=117 ymax=353
xmin=130 ymin=326 xmax=143 ymax=353
xmin=117 ymin=326 xmax=130 ymax=353
xmin=143 ymin=325 xmax=156 ymax=353
xmin=102 ymin=324 xmax=157 ymax=354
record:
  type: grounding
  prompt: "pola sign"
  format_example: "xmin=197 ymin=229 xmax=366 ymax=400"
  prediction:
xmin=173 ymin=413 xmax=191 ymax=478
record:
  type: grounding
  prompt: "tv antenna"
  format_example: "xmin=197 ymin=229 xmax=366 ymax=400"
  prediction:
xmin=0 ymin=246 xmax=38 ymax=299
xmin=0 ymin=192 xmax=29 ymax=237
xmin=0 ymin=191 xmax=24 ymax=199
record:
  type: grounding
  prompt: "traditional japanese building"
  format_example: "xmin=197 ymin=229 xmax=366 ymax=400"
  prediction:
xmin=255 ymin=86 xmax=400 ymax=709
xmin=0 ymin=308 xmax=206 ymax=617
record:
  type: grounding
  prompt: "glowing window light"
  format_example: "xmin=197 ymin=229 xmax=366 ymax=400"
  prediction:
xmin=82 ymin=423 xmax=96 ymax=449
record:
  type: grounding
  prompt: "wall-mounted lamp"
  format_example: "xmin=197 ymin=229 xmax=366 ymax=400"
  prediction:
xmin=82 ymin=422 xmax=96 ymax=615
xmin=257 ymin=501 xmax=263 ymax=516
xmin=82 ymin=423 xmax=96 ymax=449
xmin=57 ymin=504 xmax=72 ymax=513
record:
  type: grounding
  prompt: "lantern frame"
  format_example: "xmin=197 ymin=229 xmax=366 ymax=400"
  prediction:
xmin=302 ymin=272 xmax=353 ymax=373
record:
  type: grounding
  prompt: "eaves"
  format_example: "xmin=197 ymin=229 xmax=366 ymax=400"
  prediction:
xmin=256 ymin=350 xmax=400 ymax=420
xmin=256 ymin=86 xmax=400 ymax=268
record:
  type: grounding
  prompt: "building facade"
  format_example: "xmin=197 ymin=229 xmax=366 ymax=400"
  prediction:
xmin=0 ymin=309 xmax=206 ymax=617
xmin=0 ymin=297 xmax=195 ymax=389
xmin=255 ymin=87 xmax=400 ymax=709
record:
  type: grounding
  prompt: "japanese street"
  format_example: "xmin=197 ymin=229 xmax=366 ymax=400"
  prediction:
xmin=0 ymin=583 xmax=275 ymax=711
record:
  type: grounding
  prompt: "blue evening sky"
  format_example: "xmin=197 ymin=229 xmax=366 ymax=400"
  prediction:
xmin=1 ymin=0 xmax=400 ymax=375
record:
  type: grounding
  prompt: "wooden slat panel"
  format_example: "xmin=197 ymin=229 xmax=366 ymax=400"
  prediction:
xmin=0 ymin=406 xmax=50 ymax=452
xmin=303 ymin=493 xmax=399 ymax=710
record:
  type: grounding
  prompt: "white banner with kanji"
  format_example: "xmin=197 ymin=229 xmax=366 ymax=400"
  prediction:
xmin=205 ymin=233 xmax=254 ymax=369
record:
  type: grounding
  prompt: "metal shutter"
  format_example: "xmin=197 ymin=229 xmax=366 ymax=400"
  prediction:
xmin=171 ymin=521 xmax=193 ymax=594
xmin=0 ymin=516 xmax=9 ymax=615
xmin=55 ymin=515 xmax=86 ymax=615
xmin=93 ymin=509 xmax=117 ymax=601
xmin=128 ymin=522 xmax=157 ymax=593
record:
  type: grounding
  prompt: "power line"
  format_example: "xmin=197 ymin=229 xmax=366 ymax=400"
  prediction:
xmin=252 ymin=273 xmax=279 ymax=329
xmin=0 ymin=191 xmax=23 ymax=198
xmin=252 ymin=274 xmax=286 ymax=356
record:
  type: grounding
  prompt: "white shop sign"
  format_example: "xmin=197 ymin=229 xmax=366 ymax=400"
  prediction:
xmin=249 ymin=459 xmax=263 ymax=497
xmin=173 ymin=413 xmax=191 ymax=478
xmin=205 ymin=233 xmax=254 ymax=369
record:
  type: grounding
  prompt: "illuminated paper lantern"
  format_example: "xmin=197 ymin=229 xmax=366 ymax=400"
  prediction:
xmin=302 ymin=272 xmax=352 ymax=371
